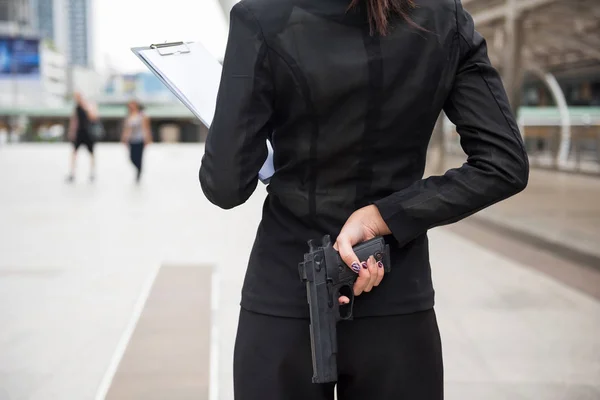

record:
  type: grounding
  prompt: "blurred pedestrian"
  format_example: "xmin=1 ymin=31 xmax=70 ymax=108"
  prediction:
xmin=121 ymin=100 xmax=152 ymax=183
xmin=200 ymin=0 xmax=529 ymax=399
xmin=66 ymin=91 xmax=98 ymax=183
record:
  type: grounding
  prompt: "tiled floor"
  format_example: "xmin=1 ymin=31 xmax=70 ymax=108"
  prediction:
xmin=0 ymin=144 xmax=598 ymax=400
xmin=105 ymin=265 xmax=212 ymax=400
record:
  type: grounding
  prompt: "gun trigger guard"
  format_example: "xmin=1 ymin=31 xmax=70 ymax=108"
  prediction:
xmin=338 ymin=284 xmax=355 ymax=321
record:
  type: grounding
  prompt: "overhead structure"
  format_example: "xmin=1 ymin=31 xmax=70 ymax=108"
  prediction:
xmin=466 ymin=0 xmax=600 ymax=74
xmin=464 ymin=0 xmax=600 ymax=166
xmin=214 ymin=0 xmax=599 ymax=107
xmin=212 ymin=0 xmax=600 ymax=167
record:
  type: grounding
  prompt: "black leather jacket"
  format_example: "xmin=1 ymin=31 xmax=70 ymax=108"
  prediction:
xmin=199 ymin=0 xmax=529 ymax=318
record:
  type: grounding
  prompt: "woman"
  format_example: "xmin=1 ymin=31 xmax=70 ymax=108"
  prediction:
xmin=121 ymin=100 xmax=152 ymax=183
xmin=67 ymin=92 xmax=98 ymax=182
xmin=200 ymin=0 xmax=529 ymax=399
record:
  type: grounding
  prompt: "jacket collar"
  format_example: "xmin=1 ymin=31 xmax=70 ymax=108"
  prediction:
xmin=296 ymin=0 xmax=370 ymax=26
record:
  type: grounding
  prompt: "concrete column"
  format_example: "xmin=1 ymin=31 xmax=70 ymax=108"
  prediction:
xmin=529 ymin=64 xmax=571 ymax=168
xmin=502 ymin=0 xmax=525 ymax=115
xmin=544 ymin=73 xmax=571 ymax=168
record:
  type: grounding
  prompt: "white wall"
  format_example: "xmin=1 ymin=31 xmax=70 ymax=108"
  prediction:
xmin=0 ymin=79 xmax=43 ymax=107
xmin=70 ymin=65 xmax=103 ymax=99
xmin=40 ymin=45 xmax=68 ymax=105
xmin=0 ymin=21 xmax=36 ymax=36
xmin=217 ymin=0 xmax=239 ymax=22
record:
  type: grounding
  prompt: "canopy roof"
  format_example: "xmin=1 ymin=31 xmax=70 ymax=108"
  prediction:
xmin=465 ymin=0 xmax=600 ymax=74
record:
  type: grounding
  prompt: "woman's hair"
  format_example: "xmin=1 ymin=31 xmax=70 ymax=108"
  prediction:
xmin=348 ymin=0 xmax=420 ymax=36
xmin=128 ymin=100 xmax=145 ymax=114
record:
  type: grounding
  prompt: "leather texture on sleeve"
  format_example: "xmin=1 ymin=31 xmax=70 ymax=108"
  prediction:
xmin=200 ymin=2 xmax=274 ymax=209
xmin=374 ymin=0 xmax=529 ymax=246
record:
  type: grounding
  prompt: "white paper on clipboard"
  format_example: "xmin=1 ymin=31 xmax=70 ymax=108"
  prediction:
xmin=131 ymin=41 xmax=274 ymax=184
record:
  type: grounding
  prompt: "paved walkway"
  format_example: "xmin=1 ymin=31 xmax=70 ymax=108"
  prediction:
xmin=426 ymin=153 xmax=600 ymax=263
xmin=0 ymin=144 xmax=598 ymax=400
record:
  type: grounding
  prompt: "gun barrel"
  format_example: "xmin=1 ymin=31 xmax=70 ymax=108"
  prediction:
xmin=306 ymin=278 xmax=339 ymax=383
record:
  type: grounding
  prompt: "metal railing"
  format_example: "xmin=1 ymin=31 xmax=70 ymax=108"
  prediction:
xmin=442 ymin=107 xmax=600 ymax=175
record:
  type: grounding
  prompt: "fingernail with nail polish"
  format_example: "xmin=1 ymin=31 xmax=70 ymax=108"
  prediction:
xmin=377 ymin=261 xmax=383 ymax=269
xmin=361 ymin=262 xmax=368 ymax=269
xmin=351 ymin=262 xmax=361 ymax=273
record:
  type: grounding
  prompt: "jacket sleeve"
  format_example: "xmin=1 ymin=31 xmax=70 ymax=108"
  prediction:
xmin=199 ymin=2 xmax=273 ymax=209
xmin=374 ymin=2 xmax=529 ymax=247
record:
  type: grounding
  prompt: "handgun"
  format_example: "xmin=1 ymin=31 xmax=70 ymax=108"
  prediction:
xmin=298 ymin=235 xmax=391 ymax=383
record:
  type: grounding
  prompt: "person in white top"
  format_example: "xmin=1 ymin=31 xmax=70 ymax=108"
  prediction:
xmin=121 ymin=100 xmax=153 ymax=183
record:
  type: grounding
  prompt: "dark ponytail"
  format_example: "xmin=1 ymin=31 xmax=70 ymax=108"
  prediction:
xmin=348 ymin=0 xmax=421 ymax=36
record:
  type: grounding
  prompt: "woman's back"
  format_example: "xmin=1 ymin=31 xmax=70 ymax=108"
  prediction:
xmin=76 ymin=104 xmax=91 ymax=136
xmin=200 ymin=0 xmax=528 ymax=318
xmin=248 ymin=0 xmax=457 ymax=227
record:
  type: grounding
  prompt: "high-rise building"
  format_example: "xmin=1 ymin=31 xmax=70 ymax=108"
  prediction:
xmin=34 ymin=0 xmax=92 ymax=67
xmin=0 ymin=0 xmax=36 ymax=35
xmin=0 ymin=0 xmax=70 ymax=108
xmin=33 ymin=0 xmax=67 ymax=54
xmin=35 ymin=0 xmax=54 ymax=41
xmin=0 ymin=0 xmax=7 ymax=21
xmin=67 ymin=0 xmax=91 ymax=67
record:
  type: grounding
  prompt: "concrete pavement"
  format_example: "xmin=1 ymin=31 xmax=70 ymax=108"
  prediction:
xmin=427 ymin=154 xmax=600 ymax=264
xmin=0 ymin=144 xmax=598 ymax=400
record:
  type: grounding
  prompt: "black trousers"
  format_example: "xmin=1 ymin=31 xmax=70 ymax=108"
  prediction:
xmin=73 ymin=134 xmax=94 ymax=154
xmin=129 ymin=142 xmax=144 ymax=177
xmin=234 ymin=308 xmax=443 ymax=400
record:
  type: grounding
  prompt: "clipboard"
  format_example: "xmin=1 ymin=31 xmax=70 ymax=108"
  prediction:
xmin=131 ymin=41 xmax=274 ymax=184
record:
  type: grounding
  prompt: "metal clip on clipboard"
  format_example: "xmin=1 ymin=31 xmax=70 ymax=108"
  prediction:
xmin=150 ymin=41 xmax=191 ymax=56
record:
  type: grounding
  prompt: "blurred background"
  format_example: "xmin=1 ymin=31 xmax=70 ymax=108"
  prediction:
xmin=0 ymin=0 xmax=598 ymax=399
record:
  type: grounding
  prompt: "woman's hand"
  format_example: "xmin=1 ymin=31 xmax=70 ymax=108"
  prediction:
xmin=143 ymin=116 xmax=153 ymax=145
xmin=334 ymin=205 xmax=392 ymax=304
xmin=121 ymin=120 xmax=131 ymax=144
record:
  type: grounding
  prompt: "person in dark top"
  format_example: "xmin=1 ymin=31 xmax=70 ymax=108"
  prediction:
xmin=67 ymin=92 xmax=98 ymax=183
xmin=200 ymin=0 xmax=529 ymax=398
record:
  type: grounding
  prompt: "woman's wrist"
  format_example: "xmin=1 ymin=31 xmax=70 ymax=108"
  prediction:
xmin=367 ymin=204 xmax=392 ymax=236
